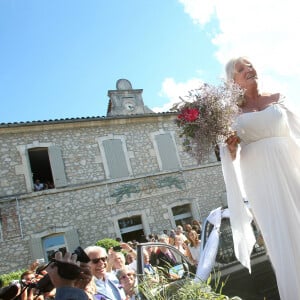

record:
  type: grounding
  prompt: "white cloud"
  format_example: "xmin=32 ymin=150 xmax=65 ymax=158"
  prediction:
xmin=175 ymin=0 xmax=300 ymax=112
xmin=178 ymin=0 xmax=216 ymax=25
xmin=152 ymin=77 xmax=203 ymax=113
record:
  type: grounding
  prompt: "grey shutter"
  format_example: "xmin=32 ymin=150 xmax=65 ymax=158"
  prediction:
xmin=103 ymin=139 xmax=129 ymax=178
xmin=25 ymin=148 xmax=35 ymax=191
xmin=48 ymin=146 xmax=67 ymax=187
xmin=64 ymin=228 xmax=80 ymax=251
xmin=156 ymin=133 xmax=180 ymax=170
xmin=29 ymin=237 xmax=44 ymax=261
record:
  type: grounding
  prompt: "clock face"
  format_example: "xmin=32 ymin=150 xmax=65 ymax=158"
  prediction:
xmin=124 ymin=101 xmax=136 ymax=111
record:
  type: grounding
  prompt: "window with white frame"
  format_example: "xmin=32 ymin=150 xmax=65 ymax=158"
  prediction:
xmin=29 ymin=228 xmax=80 ymax=262
xmin=97 ymin=136 xmax=132 ymax=179
xmin=152 ymin=131 xmax=181 ymax=171
xmin=118 ymin=215 xmax=145 ymax=243
xmin=43 ymin=234 xmax=67 ymax=261
xmin=172 ymin=204 xmax=193 ymax=227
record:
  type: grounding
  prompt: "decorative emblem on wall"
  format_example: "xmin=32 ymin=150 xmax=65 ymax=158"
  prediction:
xmin=110 ymin=184 xmax=141 ymax=203
xmin=156 ymin=176 xmax=184 ymax=190
xmin=109 ymin=175 xmax=185 ymax=203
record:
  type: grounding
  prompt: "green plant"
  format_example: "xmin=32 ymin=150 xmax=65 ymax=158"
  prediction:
xmin=95 ymin=238 xmax=120 ymax=252
xmin=208 ymin=270 xmax=230 ymax=296
xmin=138 ymin=267 xmax=241 ymax=300
xmin=0 ymin=269 xmax=25 ymax=286
xmin=175 ymin=280 xmax=239 ymax=300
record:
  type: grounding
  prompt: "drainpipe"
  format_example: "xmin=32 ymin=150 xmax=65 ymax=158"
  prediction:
xmin=15 ymin=197 xmax=24 ymax=239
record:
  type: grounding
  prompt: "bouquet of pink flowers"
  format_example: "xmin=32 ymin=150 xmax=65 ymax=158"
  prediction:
xmin=172 ymin=81 xmax=244 ymax=163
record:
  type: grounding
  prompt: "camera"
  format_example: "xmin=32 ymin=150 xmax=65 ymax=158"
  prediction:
xmin=20 ymin=277 xmax=53 ymax=293
xmin=57 ymin=246 xmax=90 ymax=279
xmin=30 ymin=246 xmax=90 ymax=295
xmin=113 ymin=245 xmax=122 ymax=251
xmin=73 ymin=246 xmax=90 ymax=263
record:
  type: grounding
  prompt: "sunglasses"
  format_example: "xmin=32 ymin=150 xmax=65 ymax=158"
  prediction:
xmin=120 ymin=273 xmax=135 ymax=280
xmin=91 ymin=257 xmax=107 ymax=264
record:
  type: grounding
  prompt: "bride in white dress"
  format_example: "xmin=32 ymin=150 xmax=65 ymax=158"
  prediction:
xmin=222 ymin=57 xmax=300 ymax=300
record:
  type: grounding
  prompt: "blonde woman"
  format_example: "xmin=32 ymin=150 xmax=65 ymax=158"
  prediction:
xmin=186 ymin=230 xmax=201 ymax=265
xmin=224 ymin=56 xmax=300 ymax=299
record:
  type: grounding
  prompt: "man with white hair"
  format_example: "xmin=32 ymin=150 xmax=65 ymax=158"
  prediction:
xmin=84 ymin=245 xmax=125 ymax=300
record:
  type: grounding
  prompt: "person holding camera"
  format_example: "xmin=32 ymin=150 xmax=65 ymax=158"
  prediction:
xmin=0 ymin=283 xmax=20 ymax=300
xmin=5 ymin=270 xmax=38 ymax=300
xmin=106 ymin=251 xmax=126 ymax=275
xmin=45 ymin=250 xmax=92 ymax=300
xmin=18 ymin=270 xmax=36 ymax=300
xmin=1 ymin=250 xmax=90 ymax=300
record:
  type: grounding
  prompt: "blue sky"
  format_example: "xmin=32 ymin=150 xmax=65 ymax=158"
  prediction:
xmin=1 ymin=0 xmax=300 ymax=123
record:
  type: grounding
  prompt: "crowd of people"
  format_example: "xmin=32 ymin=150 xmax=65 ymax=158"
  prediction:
xmin=3 ymin=54 xmax=299 ymax=300
xmin=33 ymin=179 xmax=54 ymax=192
xmin=0 ymin=221 xmax=202 ymax=300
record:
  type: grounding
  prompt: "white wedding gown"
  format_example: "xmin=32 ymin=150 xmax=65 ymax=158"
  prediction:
xmin=228 ymin=101 xmax=300 ymax=299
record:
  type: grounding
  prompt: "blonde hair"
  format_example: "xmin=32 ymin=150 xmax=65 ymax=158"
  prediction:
xmin=225 ymin=56 xmax=249 ymax=82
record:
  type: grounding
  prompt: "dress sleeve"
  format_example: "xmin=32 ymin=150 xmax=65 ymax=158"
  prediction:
xmin=219 ymin=143 xmax=256 ymax=272
xmin=279 ymin=102 xmax=300 ymax=141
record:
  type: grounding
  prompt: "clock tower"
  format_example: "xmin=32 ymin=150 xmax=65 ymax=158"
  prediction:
xmin=106 ymin=79 xmax=154 ymax=116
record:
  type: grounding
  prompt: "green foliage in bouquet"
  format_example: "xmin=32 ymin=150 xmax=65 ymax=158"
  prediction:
xmin=138 ymin=269 xmax=241 ymax=300
xmin=172 ymin=81 xmax=244 ymax=163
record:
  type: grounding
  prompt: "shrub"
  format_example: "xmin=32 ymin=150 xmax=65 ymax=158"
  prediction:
xmin=0 ymin=269 xmax=25 ymax=286
xmin=95 ymin=238 xmax=120 ymax=251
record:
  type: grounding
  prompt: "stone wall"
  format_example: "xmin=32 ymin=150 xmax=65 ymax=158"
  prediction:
xmin=0 ymin=114 xmax=226 ymax=273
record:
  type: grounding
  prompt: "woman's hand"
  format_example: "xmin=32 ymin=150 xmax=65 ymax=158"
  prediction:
xmin=226 ymin=133 xmax=240 ymax=160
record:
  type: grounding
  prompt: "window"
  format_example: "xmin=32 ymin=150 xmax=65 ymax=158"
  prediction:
xmin=28 ymin=148 xmax=54 ymax=190
xmin=172 ymin=204 xmax=193 ymax=226
xmin=152 ymin=131 xmax=180 ymax=171
xmin=118 ymin=215 xmax=145 ymax=242
xmin=97 ymin=136 xmax=132 ymax=179
xmin=43 ymin=234 xmax=67 ymax=261
xmin=18 ymin=143 xmax=67 ymax=192
xmin=29 ymin=146 xmax=67 ymax=189
xmin=29 ymin=228 xmax=80 ymax=262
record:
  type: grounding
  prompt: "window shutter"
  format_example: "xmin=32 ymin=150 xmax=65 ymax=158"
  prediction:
xmin=48 ymin=146 xmax=67 ymax=187
xmin=156 ymin=133 xmax=180 ymax=170
xmin=64 ymin=228 xmax=80 ymax=252
xmin=0 ymin=217 xmax=3 ymax=241
xmin=29 ymin=237 xmax=44 ymax=260
xmin=103 ymin=139 xmax=129 ymax=178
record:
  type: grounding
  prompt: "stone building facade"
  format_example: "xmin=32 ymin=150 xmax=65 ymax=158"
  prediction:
xmin=0 ymin=79 xmax=226 ymax=273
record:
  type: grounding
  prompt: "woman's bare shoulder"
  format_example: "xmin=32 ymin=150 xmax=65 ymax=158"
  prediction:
xmin=273 ymin=93 xmax=281 ymax=102
xmin=261 ymin=92 xmax=280 ymax=101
